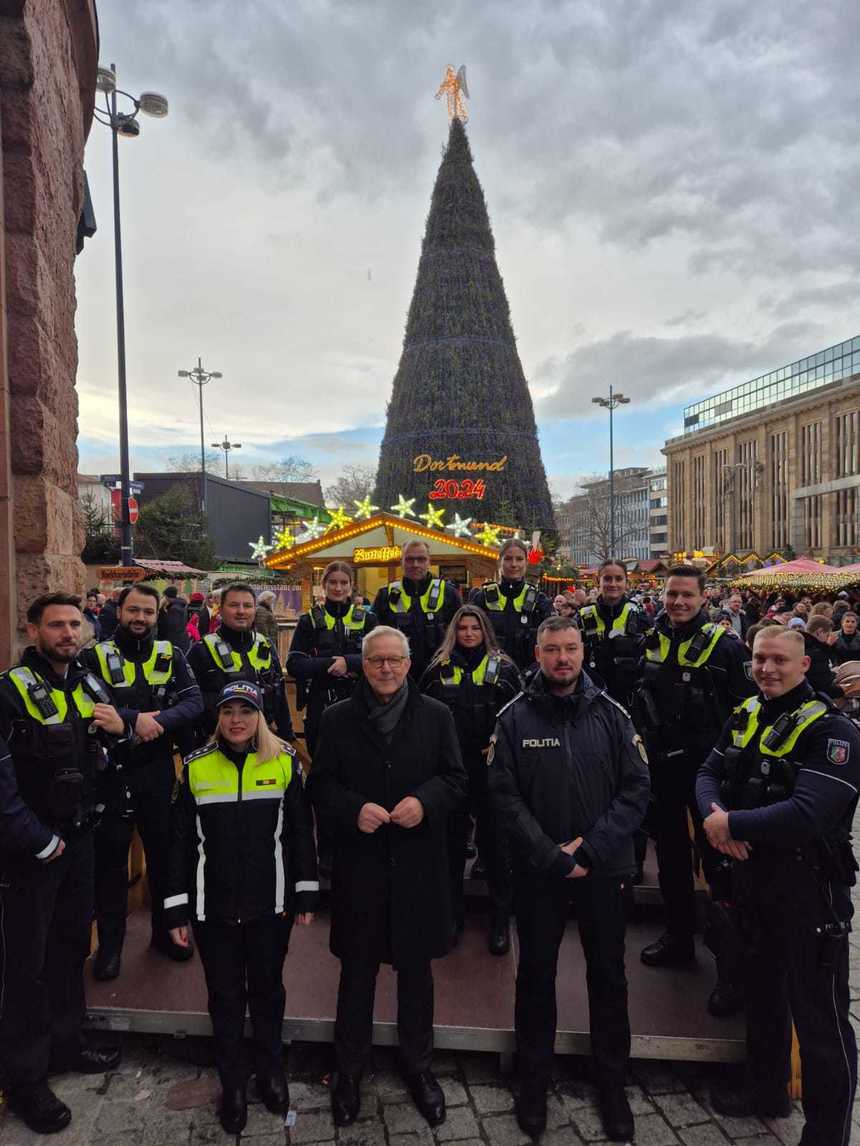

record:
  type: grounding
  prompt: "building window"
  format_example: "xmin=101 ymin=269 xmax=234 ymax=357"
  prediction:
xmin=671 ymin=460 xmax=686 ymax=551
xmin=736 ymin=439 xmax=757 ymax=551
xmin=712 ymin=448 xmax=728 ymax=552
xmin=802 ymin=496 xmax=822 ymax=549
xmin=800 ymin=421 xmax=822 ymax=485
xmin=834 ymin=410 xmax=859 ymax=478
xmin=692 ymin=454 xmax=706 ymax=548
xmin=836 ymin=487 xmax=858 ymax=548
xmin=769 ymin=431 xmax=788 ymax=550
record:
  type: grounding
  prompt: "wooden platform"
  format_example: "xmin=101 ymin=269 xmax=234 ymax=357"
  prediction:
xmin=85 ymin=906 xmax=744 ymax=1063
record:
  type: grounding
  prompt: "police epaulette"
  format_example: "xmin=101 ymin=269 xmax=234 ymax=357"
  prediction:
xmin=599 ymin=691 xmax=631 ymax=720
xmin=282 ymin=740 xmax=297 ymax=756
xmin=183 ymin=743 xmax=217 ymax=764
xmin=495 ymin=691 xmax=524 ymax=719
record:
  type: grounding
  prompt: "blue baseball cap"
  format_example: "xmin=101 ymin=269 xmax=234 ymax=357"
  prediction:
xmin=215 ymin=681 xmax=263 ymax=711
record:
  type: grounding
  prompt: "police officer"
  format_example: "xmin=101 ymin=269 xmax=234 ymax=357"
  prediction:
xmin=165 ymin=682 xmax=318 ymax=1134
xmin=187 ymin=581 xmax=293 ymax=745
xmin=577 ymin=561 xmax=648 ymax=704
xmin=488 ymin=616 xmax=649 ymax=1141
xmin=0 ymin=594 xmax=123 ymax=1135
xmin=372 ymin=540 xmax=462 ymax=681
xmin=633 ymin=565 xmax=755 ymax=1015
xmin=469 ymin=537 xmax=552 ymax=672
xmin=84 ymin=583 xmax=203 ymax=978
xmin=420 ymin=605 xmax=522 ymax=954
xmin=697 ymin=626 xmax=860 ymax=1138
xmin=287 ymin=561 xmax=377 ymax=756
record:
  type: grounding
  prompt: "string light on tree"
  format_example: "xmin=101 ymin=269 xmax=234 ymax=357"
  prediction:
xmin=327 ymin=507 xmax=353 ymax=531
xmin=353 ymin=495 xmax=379 ymax=521
xmin=446 ymin=513 xmax=473 ymax=538
xmin=249 ymin=535 xmax=273 ymax=562
xmin=390 ymin=494 xmax=417 ymax=520
xmin=474 ymin=523 xmax=502 ymax=548
xmin=419 ymin=503 xmax=446 ymax=530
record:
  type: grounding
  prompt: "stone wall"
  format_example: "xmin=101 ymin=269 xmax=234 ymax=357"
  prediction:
xmin=0 ymin=0 xmax=96 ymax=660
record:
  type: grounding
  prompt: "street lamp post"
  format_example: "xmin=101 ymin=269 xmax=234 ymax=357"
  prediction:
xmin=591 ymin=386 xmax=631 ymax=558
xmin=211 ymin=435 xmax=242 ymax=480
xmin=93 ymin=65 xmax=168 ymax=566
xmin=177 ymin=358 xmax=222 ymax=513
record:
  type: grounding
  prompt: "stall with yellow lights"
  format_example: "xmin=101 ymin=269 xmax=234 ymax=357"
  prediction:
xmin=264 ymin=510 xmax=503 ymax=608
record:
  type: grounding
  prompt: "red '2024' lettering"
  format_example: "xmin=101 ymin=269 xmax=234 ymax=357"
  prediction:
xmin=429 ymin=479 xmax=486 ymax=501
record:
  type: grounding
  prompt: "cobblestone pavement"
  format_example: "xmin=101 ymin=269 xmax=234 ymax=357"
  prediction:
xmin=2 ymin=883 xmax=860 ymax=1144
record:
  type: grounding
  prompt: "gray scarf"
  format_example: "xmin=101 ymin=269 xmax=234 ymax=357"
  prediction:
xmin=365 ymin=680 xmax=409 ymax=741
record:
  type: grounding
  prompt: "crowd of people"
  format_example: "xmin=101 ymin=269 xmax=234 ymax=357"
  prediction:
xmin=0 ymin=540 xmax=859 ymax=1143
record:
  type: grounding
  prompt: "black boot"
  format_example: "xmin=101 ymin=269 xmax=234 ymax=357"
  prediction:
xmin=488 ymin=911 xmax=511 ymax=956
xmin=598 ymin=1084 xmax=634 ymax=1141
xmin=257 ymin=1069 xmax=290 ymax=1114
xmin=406 ymin=1070 xmax=446 ymax=1126
xmin=711 ymin=1085 xmax=791 ymax=1119
xmin=332 ymin=1072 xmax=361 ymax=1125
xmin=219 ymin=1084 xmax=248 ymax=1133
xmin=7 ymin=1082 xmax=71 ymax=1134
xmin=93 ymin=947 xmax=122 ymax=981
xmin=707 ymin=979 xmax=744 ymax=1018
xmin=640 ymin=931 xmax=695 ymax=967
xmin=516 ymin=1077 xmax=547 ymax=1137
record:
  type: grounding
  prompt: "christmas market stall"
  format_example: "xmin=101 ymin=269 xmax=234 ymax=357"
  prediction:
xmin=731 ymin=557 xmax=860 ymax=594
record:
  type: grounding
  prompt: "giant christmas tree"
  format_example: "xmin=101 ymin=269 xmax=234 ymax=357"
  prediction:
xmin=374 ymin=117 xmax=554 ymax=532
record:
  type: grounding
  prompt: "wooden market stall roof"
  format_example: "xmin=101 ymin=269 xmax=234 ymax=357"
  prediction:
xmin=264 ymin=512 xmax=502 ymax=571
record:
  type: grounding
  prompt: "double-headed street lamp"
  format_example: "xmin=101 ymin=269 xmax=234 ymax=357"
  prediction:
xmin=93 ymin=64 xmax=168 ymax=565
xmin=591 ymin=386 xmax=631 ymax=559
xmin=211 ymin=435 xmax=242 ymax=480
xmin=178 ymin=358 xmax=222 ymax=513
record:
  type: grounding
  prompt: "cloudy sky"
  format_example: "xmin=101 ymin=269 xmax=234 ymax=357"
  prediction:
xmin=76 ymin=0 xmax=860 ymax=500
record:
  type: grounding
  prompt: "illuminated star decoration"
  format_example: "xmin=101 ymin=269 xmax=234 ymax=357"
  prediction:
xmin=249 ymin=535 xmax=273 ymax=561
xmin=419 ymin=503 xmax=446 ymax=530
xmin=390 ymin=494 xmax=417 ymax=520
xmin=353 ymin=495 xmax=379 ymax=521
xmin=273 ymin=527 xmax=294 ymax=551
xmin=327 ymin=507 xmax=353 ymax=532
xmin=299 ymin=516 xmax=326 ymax=542
xmin=475 ymin=523 xmax=502 ymax=548
xmin=446 ymin=513 xmax=473 ymax=538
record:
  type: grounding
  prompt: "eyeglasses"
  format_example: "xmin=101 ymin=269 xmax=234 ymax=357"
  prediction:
xmin=365 ymin=655 xmax=409 ymax=668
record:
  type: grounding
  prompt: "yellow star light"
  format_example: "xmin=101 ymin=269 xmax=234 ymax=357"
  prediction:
xmin=353 ymin=496 xmax=379 ymax=520
xmin=390 ymin=494 xmax=417 ymax=519
xmin=327 ymin=507 xmax=353 ymax=531
xmin=475 ymin=524 xmax=501 ymax=548
xmin=419 ymin=503 xmax=446 ymax=530
xmin=273 ymin=527 xmax=295 ymax=550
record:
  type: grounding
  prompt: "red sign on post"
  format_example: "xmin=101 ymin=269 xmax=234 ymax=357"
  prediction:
xmin=127 ymin=496 xmax=139 ymax=525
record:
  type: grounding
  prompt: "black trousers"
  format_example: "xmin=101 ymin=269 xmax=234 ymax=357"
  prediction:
xmin=0 ymin=833 xmax=94 ymax=1088
xmin=745 ymin=878 xmax=856 ymax=1146
xmin=335 ymin=957 xmax=434 ymax=1076
xmin=94 ymin=755 xmax=175 ymax=951
xmin=650 ymin=758 xmax=719 ymax=939
xmin=448 ymin=759 xmax=511 ymax=925
xmin=193 ymin=916 xmax=292 ymax=1089
xmin=514 ymin=875 xmax=630 ymax=1087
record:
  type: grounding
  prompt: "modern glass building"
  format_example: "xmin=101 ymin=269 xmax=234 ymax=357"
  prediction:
xmin=683 ymin=335 xmax=860 ymax=434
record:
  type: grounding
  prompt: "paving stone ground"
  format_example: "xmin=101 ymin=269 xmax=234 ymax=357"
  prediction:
xmin=2 ymin=824 xmax=860 ymax=1145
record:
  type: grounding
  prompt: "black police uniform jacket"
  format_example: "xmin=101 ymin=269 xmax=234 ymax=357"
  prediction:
xmin=468 ymin=579 xmax=552 ymax=671
xmin=802 ymin=632 xmax=843 ymax=699
xmin=307 ymin=680 xmax=468 ymax=966
xmin=372 ymin=575 xmax=462 ymax=681
xmin=696 ymin=680 xmax=860 ymax=927
xmin=488 ymin=671 xmax=651 ymax=880
xmin=577 ymin=594 xmax=648 ymax=705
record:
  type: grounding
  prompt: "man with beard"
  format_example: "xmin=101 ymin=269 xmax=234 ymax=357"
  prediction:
xmin=469 ymin=538 xmax=552 ymax=672
xmin=84 ymin=583 xmax=203 ymax=978
xmin=373 ymin=541 xmax=462 ymax=681
xmin=187 ymin=582 xmax=293 ymax=745
xmin=488 ymin=616 xmax=649 ymax=1140
xmin=633 ymin=566 xmax=755 ymax=1016
xmin=0 ymin=594 xmax=124 ymax=1134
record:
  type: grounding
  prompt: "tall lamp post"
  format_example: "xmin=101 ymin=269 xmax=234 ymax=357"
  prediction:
xmin=591 ymin=386 xmax=631 ymax=558
xmin=93 ymin=65 xmax=168 ymax=565
xmin=178 ymin=358 xmax=222 ymax=513
xmin=212 ymin=435 xmax=242 ymax=480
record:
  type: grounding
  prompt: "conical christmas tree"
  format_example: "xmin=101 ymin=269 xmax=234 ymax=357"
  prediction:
xmin=374 ymin=118 xmax=554 ymax=532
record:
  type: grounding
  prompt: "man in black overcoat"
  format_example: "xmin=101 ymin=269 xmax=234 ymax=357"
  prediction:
xmin=308 ymin=625 xmax=467 ymax=1130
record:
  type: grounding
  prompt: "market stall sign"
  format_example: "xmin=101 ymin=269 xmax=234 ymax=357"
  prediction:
xmin=413 ymin=454 xmax=508 ymax=473
xmin=97 ymin=566 xmax=146 ymax=581
xmin=353 ymin=545 xmax=402 ymax=564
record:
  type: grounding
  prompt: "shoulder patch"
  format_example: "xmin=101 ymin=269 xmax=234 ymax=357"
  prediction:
xmin=599 ymin=691 xmax=631 ymax=720
xmin=632 ymin=733 xmax=649 ymax=765
xmin=743 ymin=662 xmax=754 ymax=680
xmin=827 ymin=738 xmax=851 ymax=766
xmin=486 ymin=734 xmax=496 ymax=766
xmin=495 ymin=691 xmax=524 ymax=720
